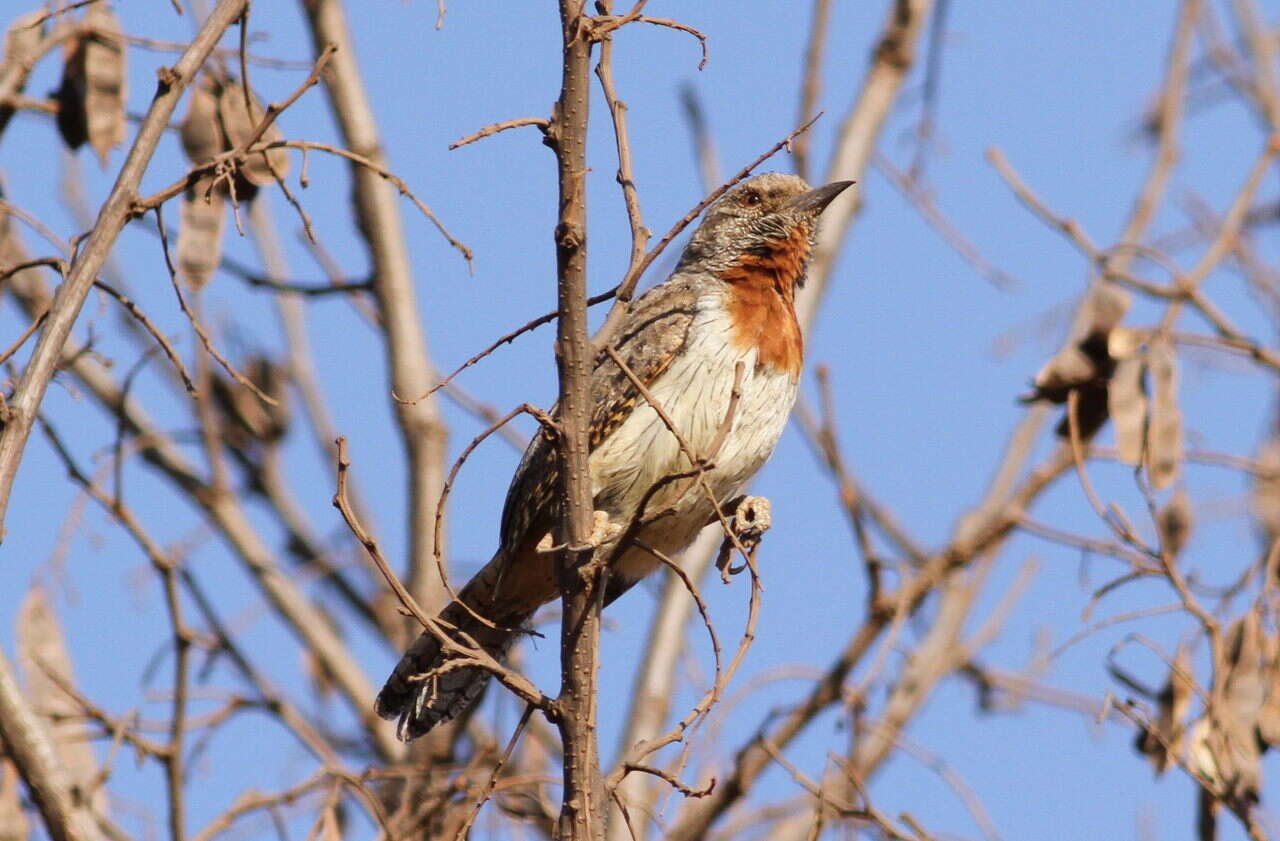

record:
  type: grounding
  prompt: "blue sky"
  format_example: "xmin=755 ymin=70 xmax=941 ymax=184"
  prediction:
xmin=2 ymin=1 xmax=1277 ymax=839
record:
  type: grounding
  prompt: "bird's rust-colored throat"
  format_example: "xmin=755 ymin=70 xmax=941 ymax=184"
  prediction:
xmin=720 ymin=227 xmax=808 ymax=379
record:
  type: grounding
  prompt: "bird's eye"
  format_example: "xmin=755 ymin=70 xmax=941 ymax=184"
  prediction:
xmin=740 ymin=190 xmax=762 ymax=207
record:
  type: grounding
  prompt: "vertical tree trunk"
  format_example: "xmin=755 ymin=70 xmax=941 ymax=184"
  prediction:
xmin=548 ymin=2 xmax=605 ymax=839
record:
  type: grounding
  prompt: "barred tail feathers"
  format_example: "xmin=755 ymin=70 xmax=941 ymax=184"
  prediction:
xmin=373 ymin=610 xmax=518 ymax=742
xmin=375 ymin=543 xmax=555 ymax=741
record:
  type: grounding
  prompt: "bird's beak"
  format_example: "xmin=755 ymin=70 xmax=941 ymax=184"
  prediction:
xmin=786 ymin=180 xmax=855 ymax=215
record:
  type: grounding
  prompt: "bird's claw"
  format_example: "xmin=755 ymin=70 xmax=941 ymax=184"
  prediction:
xmin=714 ymin=495 xmax=772 ymax=580
xmin=536 ymin=510 xmax=624 ymax=554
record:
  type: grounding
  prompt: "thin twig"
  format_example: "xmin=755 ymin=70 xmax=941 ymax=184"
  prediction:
xmin=431 ymin=404 xmax=559 ymax=628
xmin=391 ymin=289 xmax=614 ymax=406
xmin=593 ymin=113 xmax=823 ymax=353
xmin=0 ymin=0 xmax=251 ymax=540
xmin=792 ymin=0 xmax=831 ymax=183
xmin=595 ymin=11 xmax=649 ymax=288
xmin=332 ymin=437 xmax=551 ymax=710
xmin=449 ymin=705 xmax=535 ymax=841
xmin=0 ymin=309 xmax=48 ymax=366
xmin=153 ymin=205 xmax=278 ymax=406
xmin=134 ymin=138 xmax=473 ymax=265
xmin=449 ymin=117 xmax=549 ymax=150
xmin=92 ymin=281 xmax=196 ymax=396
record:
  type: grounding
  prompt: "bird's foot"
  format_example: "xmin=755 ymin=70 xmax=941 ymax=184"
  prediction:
xmin=714 ymin=495 xmax=772 ymax=581
xmin=535 ymin=510 xmax=624 ymax=554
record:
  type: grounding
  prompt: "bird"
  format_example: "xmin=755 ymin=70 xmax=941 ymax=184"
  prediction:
xmin=376 ymin=172 xmax=853 ymax=741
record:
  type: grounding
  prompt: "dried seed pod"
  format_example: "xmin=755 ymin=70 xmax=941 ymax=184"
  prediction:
xmin=216 ymin=79 xmax=289 ymax=188
xmin=81 ymin=4 xmax=126 ymax=165
xmin=176 ymin=178 xmax=225 ymax=289
xmin=16 ymin=586 xmax=107 ymax=817
xmin=1202 ymin=612 xmax=1274 ymax=803
xmin=1025 ymin=344 xmax=1098 ymax=403
xmin=0 ymin=202 xmax=13 ymax=298
xmin=0 ymin=180 xmax=10 ymax=243
xmin=1134 ymin=643 xmax=1193 ymax=774
xmin=54 ymin=5 xmax=126 ymax=165
xmin=1186 ymin=715 xmax=1217 ymax=786
xmin=3 ymin=10 xmax=46 ymax=74
xmin=1252 ymin=435 xmax=1280 ymax=544
xmin=251 ymin=356 xmax=291 ymax=442
xmin=211 ymin=355 xmax=291 ymax=447
xmin=1022 ymin=283 xmax=1131 ymax=440
xmin=180 ymin=76 xmax=222 ymax=165
xmin=1225 ymin=614 xmax=1269 ymax=720
xmin=1157 ymin=486 xmax=1192 ymax=558
xmin=1186 ymin=714 xmax=1261 ymax=804
xmin=1108 ymin=326 xmax=1143 ymax=360
xmin=0 ymin=762 xmax=28 ymax=841
xmin=1109 ymin=357 xmax=1147 ymax=464
xmin=53 ymin=40 xmax=89 ymax=150
xmin=1258 ymin=649 xmax=1280 ymax=748
xmin=1147 ymin=337 xmax=1182 ymax=489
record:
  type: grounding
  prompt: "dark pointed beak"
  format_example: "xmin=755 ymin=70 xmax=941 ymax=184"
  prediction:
xmin=786 ymin=180 xmax=855 ymax=215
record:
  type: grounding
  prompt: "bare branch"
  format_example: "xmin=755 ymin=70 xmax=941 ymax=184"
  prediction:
xmin=0 ymin=646 xmax=104 ymax=841
xmin=449 ymin=116 xmax=549 ymax=150
xmin=299 ymin=0 xmax=455 ymax=616
xmin=593 ymin=113 xmax=823 ymax=353
xmin=546 ymin=2 xmax=606 ymax=838
xmin=0 ymin=0 xmax=250 ymax=540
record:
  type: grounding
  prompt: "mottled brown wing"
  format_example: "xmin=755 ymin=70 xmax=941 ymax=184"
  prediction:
xmin=377 ymin=278 xmax=702 ymax=741
xmin=497 ymin=277 xmax=702 ymax=551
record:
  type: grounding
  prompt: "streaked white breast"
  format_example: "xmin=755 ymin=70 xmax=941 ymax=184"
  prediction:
xmin=590 ymin=288 xmax=798 ymax=572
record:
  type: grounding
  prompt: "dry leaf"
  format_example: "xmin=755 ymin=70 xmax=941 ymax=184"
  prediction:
xmin=1109 ymin=357 xmax=1147 ymax=464
xmin=1147 ymin=337 xmax=1182 ymax=490
xmin=176 ymin=179 xmax=225 ymax=289
xmin=179 ymin=75 xmax=288 ymax=206
xmin=1086 ymin=282 xmax=1131 ymax=333
xmin=16 ymin=586 xmax=107 ymax=817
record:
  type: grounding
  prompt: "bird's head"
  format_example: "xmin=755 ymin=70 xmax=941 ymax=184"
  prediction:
xmin=676 ymin=172 xmax=854 ymax=287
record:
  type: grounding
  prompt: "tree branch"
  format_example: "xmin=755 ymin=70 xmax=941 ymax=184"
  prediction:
xmin=298 ymin=0 xmax=452 ymax=620
xmin=0 ymin=0 xmax=249 ymax=540
xmin=547 ymin=3 xmax=604 ymax=839
xmin=0 ymin=646 xmax=104 ymax=841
